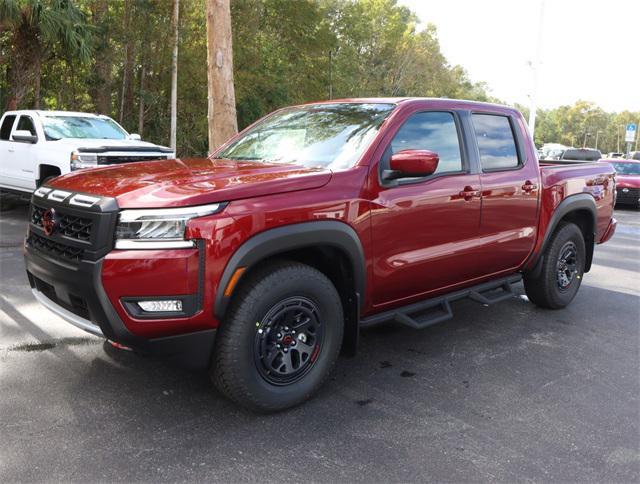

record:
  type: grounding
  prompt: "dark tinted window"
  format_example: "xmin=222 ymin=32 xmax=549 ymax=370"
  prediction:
xmin=16 ymin=115 xmax=37 ymax=136
xmin=561 ymin=149 xmax=602 ymax=161
xmin=631 ymin=152 xmax=640 ymax=161
xmin=0 ymin=115 xmax=16 ymax=140
xmin=472 ymin=114 xmax=519 ymax=170
xmin=390 ymin=111 xmax=462 ymax=174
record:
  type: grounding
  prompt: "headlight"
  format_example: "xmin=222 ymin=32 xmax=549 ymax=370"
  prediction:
xmin=71 ymin=151 xmax=98 ymax=170
xmin=114 ymin=203 xmax=226 ymax=249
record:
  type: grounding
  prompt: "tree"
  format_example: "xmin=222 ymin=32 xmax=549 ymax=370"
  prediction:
xmin=0 ymin=0 xmax=92 ymax=110
xmin=206 ymin=0 xmax=237 ymax=153
xmin=170 ymin=0 xmax=179 ymax=151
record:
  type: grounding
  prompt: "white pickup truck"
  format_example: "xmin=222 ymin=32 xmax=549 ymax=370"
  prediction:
xmin=0 ymin=110 xmax=174 ymax=204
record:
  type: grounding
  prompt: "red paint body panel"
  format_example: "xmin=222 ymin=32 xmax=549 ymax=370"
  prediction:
xmin=46 ymin=98 xmax=616 ymax=339
xmin=51 ymin=158 xmax=332 ymax=208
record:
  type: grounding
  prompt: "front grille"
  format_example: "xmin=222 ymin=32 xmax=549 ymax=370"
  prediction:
xmin=27 ymin=233 xmax=85 ymax=261
xmin=98 ymin=155 xmax=167 ymax=165
xmin=32 ymin=275 xmax=90 ymax=320
xmin=616 ymin=187 xmax=640 ymax=205
xmin=28 ymin=191 xmax=118 ymax=264
xmin=31 ymin=206 xmax=93 ymax=241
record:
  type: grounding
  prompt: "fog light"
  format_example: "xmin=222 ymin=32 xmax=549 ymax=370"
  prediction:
xmin=137 ymin=300 xmax=183 ymax=312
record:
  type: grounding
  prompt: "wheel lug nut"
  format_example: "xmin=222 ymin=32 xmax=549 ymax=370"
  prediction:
xmin=283 ymin=348 xmax=288 ymax=353
xmin=284 ymin=326 xmax=289 ymax=331
xmin=277 ymin=333 xmax=282 ymax=338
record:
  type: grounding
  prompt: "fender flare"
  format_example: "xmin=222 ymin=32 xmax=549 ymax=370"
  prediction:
xmin=214 ymin=221 xmax=366 ymax=319
xmin=527 ymin=193 xmax=597 ymax=275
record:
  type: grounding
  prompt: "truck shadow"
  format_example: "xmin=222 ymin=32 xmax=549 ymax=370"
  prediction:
xmin=2 ymin=282 xmax=638 ymax=481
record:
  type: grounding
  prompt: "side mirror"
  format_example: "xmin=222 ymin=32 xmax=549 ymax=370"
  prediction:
xmin=384 ymin=149 xmax=439 ymax=180
xmin=128 ymin=133 xmax=142 ymax=141
xmin=12 ymin=130 xmax=38 ymax=144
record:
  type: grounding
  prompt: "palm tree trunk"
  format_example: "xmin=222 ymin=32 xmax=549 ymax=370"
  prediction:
xmin=33 ymin=53 xmax=41 ymax=109
xmin=92 ymin=0 xmax=112 ymax=114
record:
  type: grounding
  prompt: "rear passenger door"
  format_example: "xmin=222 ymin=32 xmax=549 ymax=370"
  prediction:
xmin=471 ymin=112 xmax=540 ymax=273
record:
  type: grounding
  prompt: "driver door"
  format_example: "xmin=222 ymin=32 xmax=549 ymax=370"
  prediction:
xmin=10 ymin=115 xmax=40 ymax=190
xmin=369 ymin=110 xmax=483 ymax=308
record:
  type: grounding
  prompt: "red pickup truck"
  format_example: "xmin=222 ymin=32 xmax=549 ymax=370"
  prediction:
xmin=24 ymin=98 xmax=616 ymax=411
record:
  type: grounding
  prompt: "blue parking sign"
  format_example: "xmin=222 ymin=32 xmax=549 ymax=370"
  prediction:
xmin=626 ymin=123 xmax=637 ymax=142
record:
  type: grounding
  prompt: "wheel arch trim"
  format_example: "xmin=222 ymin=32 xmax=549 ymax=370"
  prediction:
xmin=214 ymin=220 xmax=366 ymax=319
xmin=527 ymin=193 xmax=597 ymax=274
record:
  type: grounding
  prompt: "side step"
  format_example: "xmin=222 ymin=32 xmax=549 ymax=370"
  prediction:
xmin=360 ymin=274 xmax=522 ymax=330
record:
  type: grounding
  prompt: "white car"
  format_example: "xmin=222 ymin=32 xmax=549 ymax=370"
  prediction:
xmin=0 ymin=110 xmax=174 ymax=200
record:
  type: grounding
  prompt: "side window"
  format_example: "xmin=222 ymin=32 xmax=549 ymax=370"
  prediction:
xmin=0 ymin=115 xmax=16 ymax=140
xmin=390 ymin=111 xmax=463 ymax=175
xmin=16 ymin=115 xmax=37 ymax=136
xmin=472 ymin=114 xmax=520 ymax=170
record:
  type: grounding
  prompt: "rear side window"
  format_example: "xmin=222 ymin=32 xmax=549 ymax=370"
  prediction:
xmin=0 ymin=115 xmax=16 ymax=140
xmin=472 ymin=114 xmax=520 ymax=170
xmin=16 ymin=115 xmax=37 ymax=136
xmin=390 ymin=111 xmax=463 ymax=174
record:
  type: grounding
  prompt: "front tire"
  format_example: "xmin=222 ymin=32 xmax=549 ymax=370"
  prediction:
xmin=211 ymin=261 xmax=343 ymax=412
xmin=524 ymin=222 xmax=586 ymax=309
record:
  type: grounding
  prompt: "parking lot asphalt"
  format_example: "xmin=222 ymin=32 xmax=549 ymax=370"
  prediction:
xmin=0 ymin=202 xmax=638 ymax=483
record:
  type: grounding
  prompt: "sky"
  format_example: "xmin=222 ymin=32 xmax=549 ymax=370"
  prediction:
xmin=399 ymin=0 xmax=639 ymax=113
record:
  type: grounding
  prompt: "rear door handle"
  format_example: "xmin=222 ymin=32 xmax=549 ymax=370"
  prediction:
xmin=8 ymin=148 xmax=15 ymax=153
xmin=459 ymin=186 xmax=480 ymax=201
xmin=522 ymin=181 xmax=538 ymax=193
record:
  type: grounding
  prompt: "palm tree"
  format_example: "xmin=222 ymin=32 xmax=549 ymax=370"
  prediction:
xmin=0 ymin=0 xmax=93 ymax=110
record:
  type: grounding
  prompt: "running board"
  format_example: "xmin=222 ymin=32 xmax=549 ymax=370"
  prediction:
xmin=360 ymin=274 xmax=522 ymax=330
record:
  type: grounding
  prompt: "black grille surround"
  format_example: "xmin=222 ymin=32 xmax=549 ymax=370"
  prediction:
xmin=616 ymin=187 xmax=640 ymax=206
xmin=98 ymin=155 xmax=168 ymax=165
xmin=26 ymin=190 xmax=119 ymax=264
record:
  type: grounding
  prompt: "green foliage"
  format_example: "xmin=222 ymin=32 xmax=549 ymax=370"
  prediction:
xmin=533 ymin=101 xmax=639 ymax=153
xmin=1 ymin=0 xmax=635 ymax=156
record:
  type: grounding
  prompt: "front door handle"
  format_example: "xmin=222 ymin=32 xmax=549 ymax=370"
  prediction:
xmin=459 ymin=186 xmax=480 ymax=201
xmin=8 ymin=148 xmax=15 ymax=153
xmin=522 ymin=181 xmax=538 ymax=193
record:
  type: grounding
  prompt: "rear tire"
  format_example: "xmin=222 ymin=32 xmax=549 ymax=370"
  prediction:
xmin=524 ymin=222 xmax=586 ymax=309
xmin=211 ymin=261 xmax=343 ymax=412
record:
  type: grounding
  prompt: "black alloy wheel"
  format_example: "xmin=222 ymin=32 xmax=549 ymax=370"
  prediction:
xmin=254 ymin=296 xmax=323 ymax=385
xmin=556 ymin=241 xmax=578 ymax=290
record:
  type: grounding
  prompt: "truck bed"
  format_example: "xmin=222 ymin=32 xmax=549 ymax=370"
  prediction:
xmin=538 ymin=161 xmax=616 ymax=245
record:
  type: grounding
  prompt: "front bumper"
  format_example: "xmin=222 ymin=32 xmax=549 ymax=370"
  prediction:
xmin=615 ymin=187 xmax=640 ymax=206
xmin=25 ymin=246 xmax=216 ymax=369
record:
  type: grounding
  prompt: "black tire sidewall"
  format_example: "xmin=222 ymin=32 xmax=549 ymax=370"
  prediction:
xmin=214 ymin=263 xmax=343 ymax=411
xmin=543 ymin=223 xmax=586 ymax=308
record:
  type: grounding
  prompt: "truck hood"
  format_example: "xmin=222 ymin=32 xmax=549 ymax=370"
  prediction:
xmin=49 ymin=158 xmax=333 ymax=208
xmin=616 ymin=174 xmax=640 ymax=189
xmin=55 ymin=137 xmax=172 ymax=152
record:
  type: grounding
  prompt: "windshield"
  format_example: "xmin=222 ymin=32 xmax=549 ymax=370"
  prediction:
xmin=41 ymin=116 xmax=128 ymax=140
xmin=611 ymin=162 xmax=640 ymax=175
xmin=215 ymin=103 xmax=396 ymax=170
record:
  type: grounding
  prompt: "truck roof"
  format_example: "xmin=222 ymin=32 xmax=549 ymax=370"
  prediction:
xmin=302 ymin=97 xmax=520 ymax=113
xmin=2 ymin=110 xmax=109 ymax=119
